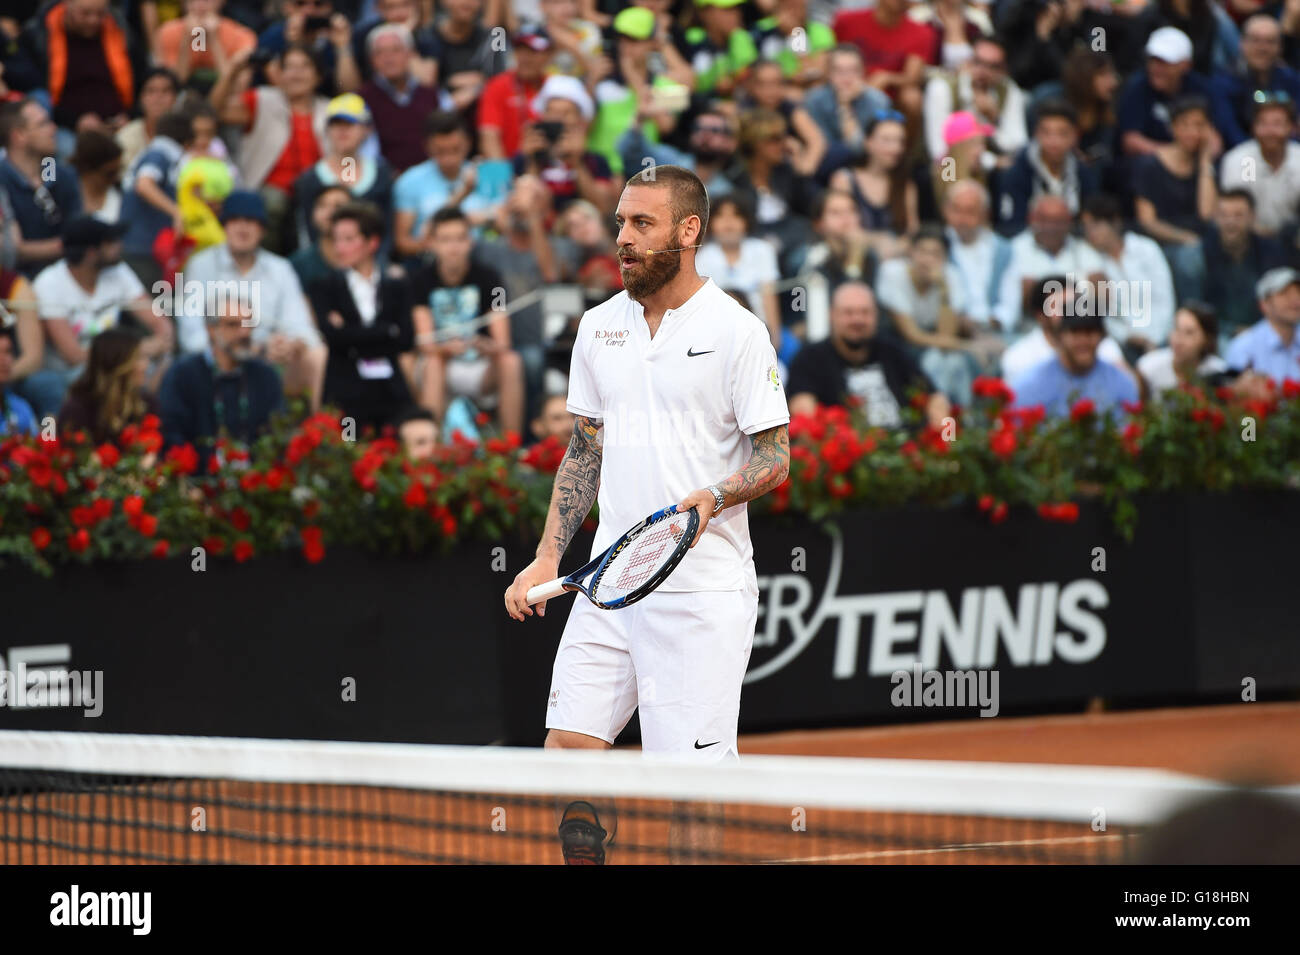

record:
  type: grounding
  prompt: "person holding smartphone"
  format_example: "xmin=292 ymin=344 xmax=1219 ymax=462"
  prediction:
xmin=514 ymin=74 xmax=617 ymax=216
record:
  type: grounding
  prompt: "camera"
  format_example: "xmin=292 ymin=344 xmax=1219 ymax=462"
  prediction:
xmin=537 ymin=121 xmax=565 ymax=146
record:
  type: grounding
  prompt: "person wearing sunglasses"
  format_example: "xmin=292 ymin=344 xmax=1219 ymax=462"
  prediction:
xmin=1210 ymin=14 xmax=1300 ymax=149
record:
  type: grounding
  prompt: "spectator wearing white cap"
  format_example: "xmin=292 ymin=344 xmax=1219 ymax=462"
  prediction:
xmin=1223 ymin=266 xmax=1300 ymax=385
xmin=1118 ymin=26 xmax=1219 ymax=158
xmin=514 ymin=74 xmax=616 ymax=216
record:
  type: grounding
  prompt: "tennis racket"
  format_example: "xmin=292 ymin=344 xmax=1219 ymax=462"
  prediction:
xmin=525 ymin=504 xmax=701 ymax=610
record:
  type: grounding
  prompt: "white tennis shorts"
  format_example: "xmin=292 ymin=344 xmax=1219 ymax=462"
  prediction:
xmin=545 ymin=583 xmax=758 ymax=760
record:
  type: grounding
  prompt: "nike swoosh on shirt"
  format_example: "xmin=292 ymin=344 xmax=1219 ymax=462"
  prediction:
xmin=687 ymin=347 xmax=715 ymax=357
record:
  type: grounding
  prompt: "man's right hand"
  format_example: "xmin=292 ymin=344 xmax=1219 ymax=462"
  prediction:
xmin=505 ymin=555 xmax=561 ymax=621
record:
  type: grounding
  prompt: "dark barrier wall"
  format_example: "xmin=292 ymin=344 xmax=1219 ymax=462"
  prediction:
xmin=1 ymin=494 xmax=1296 ymax=743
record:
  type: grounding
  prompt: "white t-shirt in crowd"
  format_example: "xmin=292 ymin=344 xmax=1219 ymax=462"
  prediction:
xmin=566 ymin=277 xmax=790 ymax=593
xmin=696 ymin=238 xmax=780 ymax=328
xmin=1136 ymin=347 xmax=1229 ymax=396
xmin=1095 ymin=232 xmax=1176 ymax=346
xmin=875 ymin=257 xmax=968 ymax=331
xmin=996 ymin=232 xmax=1105 ymax=331
xmin=1219 ymin=139 xmax=1300 ymax=235
xmin=1001 ymin=326 xmax=1128 ymax=383
xmin=33 ymin=259 xmax=146 ymax=375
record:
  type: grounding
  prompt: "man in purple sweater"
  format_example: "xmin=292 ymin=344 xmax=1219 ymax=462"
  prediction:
xmin=360 ymin=23 xmax=449 ymax=173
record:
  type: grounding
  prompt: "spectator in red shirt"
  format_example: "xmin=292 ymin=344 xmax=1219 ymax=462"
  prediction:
xmin=832 ymin=0 xmax=938 ymax=126
xmin=478 ymin=23 xmax=555 ymax=160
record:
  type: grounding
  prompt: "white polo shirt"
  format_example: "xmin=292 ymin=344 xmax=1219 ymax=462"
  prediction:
xmin=566 ymin=277 xmax=789 ymax=593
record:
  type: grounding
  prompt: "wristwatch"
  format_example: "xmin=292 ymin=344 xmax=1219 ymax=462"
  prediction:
xmin=707 ymin=485 xmax=726 ymax=515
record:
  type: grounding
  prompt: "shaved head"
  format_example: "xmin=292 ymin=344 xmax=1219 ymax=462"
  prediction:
xmin=623 ymin=164 xmax=710 ymax=237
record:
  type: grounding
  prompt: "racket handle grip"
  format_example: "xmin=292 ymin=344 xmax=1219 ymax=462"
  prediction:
xmin=525 ymin=578 xmax=567 ymax=605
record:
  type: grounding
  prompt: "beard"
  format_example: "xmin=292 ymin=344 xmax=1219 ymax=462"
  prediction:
xmin=692 ymin=145 xmax=729 ymax=165
xmin=619 ymin=246 xmax=682 ymax=301
xmin=839 ymin=335 xmax=871 ymax=351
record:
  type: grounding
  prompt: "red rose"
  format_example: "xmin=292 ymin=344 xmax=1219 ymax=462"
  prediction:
xmin=978 ymin=494 xmax=994 ymax=512
xmin=1121 ymin=400 xmax=1143 ymax=415
xmin=94 ymin=443 xmax=120 ymax=468
xmin=123 ymin=495 xmax=145 ymax=518
xmin=240 ymin=471 xmax=263 ymax=492
xmin=71 ymin=506 xmax=96 ymax=528
xmin=990 ymin=502 xmax=1008 ymax=524
xmin=475 ymin=412 xmax=491 ymax=427
xmin=67 ymin=529 xmax=91 ymax=554
xmin=989 ymin=429 xmax=1017 ymax=459
xmin=301 ymin=526 xmax=325 ymax=562
xmin=203 ymin=535 xmax=226 ymax=555
xmin=151 ymin=540 xmax=170 ymax=559
xmin=1070 ymin=398 xmax=1095 ymax=422
xmin=51 ymin=473 xmax=67 ymax=495
xmin=141 ymin=414 xmax=161 ymax=431
xmin=165 ymin=444 xmax=199 ymax=475
xmin=1057 ymin=502 xmax=1079 ymax=523
xmin=229 ymin=507 xmax=252 ymax=532
xmin=1282 ymin=378 xmax=1300 ymax=400
xmin=1209 ymin=408 xmax=1225 ymax=430
xmin=31 ymin=527 xmax=51 ymax=550
xmin=92 ymin=498 xmax=113 ymax=521
xmin=403 ymin=481 xmax=428 ymax=509
xmin=441 ymin=515 xmax=458 ymax=537
xmin=137 ymin=514 xmax=159 ymax=537
xmin=233 ymin=540 xmax=254 ymax=562
xmin=900 ymin=440 xmax=919 ymax=456
xmin=302 ymin=500 xmax=321 ymax=520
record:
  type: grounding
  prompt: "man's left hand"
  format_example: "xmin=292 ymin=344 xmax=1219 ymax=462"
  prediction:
xmin=675 ymin=488 xmax=721 ymax=548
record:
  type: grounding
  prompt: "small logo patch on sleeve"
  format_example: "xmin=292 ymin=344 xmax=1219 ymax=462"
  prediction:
xmin=767 ymin=365 xmax=782 ymax=392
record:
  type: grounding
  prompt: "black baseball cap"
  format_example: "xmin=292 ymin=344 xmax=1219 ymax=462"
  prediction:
xmin=62 ymin=215 xmax=127 ymax=249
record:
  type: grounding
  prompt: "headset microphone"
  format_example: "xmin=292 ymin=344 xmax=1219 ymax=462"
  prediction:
xmin=644 ymin=244 xmax=702 ymax=256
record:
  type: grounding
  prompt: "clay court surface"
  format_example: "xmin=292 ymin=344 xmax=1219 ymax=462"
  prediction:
xmin=5 ymin=702 xmax=1295 ymax=864
xmin=734 ymin=701 xmax=1300 ymax=783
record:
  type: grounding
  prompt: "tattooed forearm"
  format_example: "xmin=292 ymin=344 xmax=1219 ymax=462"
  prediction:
xmin=716 ymin=424 xmax=790 ymax=509
xmin=538 ymin=415 xmax=603 ymax=561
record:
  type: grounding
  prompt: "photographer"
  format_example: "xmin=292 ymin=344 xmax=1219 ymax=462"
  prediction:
xmin=514 ymin=75 xmax=616 ymax=217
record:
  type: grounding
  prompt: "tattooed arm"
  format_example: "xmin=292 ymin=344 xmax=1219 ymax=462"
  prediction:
xmin=505 ymin=415 xmax=603 ymax=619
xmin=674 ymin=424 xmax=790 ymax=547
xmin=538 ymin=415 xmax=604 ymax=564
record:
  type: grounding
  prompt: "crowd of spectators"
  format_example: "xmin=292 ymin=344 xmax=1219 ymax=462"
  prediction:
xmin=2 ymin=0 xmax=1300 ymax=463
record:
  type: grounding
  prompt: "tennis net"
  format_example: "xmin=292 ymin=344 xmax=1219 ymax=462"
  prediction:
xmin=0 ymin=730 xmax=1266 ymax=865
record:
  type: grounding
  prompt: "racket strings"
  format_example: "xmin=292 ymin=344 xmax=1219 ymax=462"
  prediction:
xmin=596 ymin=517 xmax=690 ymax=602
